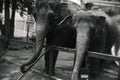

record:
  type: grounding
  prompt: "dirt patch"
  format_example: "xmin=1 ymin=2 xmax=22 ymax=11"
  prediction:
xmin=0 ymin=41 xmax=119 ymax=80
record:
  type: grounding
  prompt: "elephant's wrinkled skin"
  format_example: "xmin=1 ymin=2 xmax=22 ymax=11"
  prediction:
xmin=20 ymin=1 xmax=120 ymax=80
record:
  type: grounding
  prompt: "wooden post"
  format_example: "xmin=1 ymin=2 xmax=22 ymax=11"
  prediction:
xmin=26 ymin=23 xmax=30 ymax=41
xmin=26 ymin=15 xmax=31 ymax=41
xmin=118 ymin=61 xmax=120 ymax=80
xmin=73 ymin=52 xmax=76 ymax=67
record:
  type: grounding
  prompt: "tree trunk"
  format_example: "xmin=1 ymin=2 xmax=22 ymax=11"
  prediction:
xmin=0 ymin=0 xmax=5 ymax=36
xmin=3 ymin=0 xmax=10 ymax=49
xmin=0 ymin=0 xmax=3 ymax=13
xmin=5 ymin=0 xmax=10 ymax=38
xmin=10 ymin=0 xmax=16 ymax=38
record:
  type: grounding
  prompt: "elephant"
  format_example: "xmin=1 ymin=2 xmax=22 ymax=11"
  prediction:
xmin=44 ymin=1 xmax=81 ymax=75
xmin=20 ymin=0 xmax=120 ymax=80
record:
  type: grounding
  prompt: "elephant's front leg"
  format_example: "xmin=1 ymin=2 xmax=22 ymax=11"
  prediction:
xmin=71 ymin=22 xmax=90 ymax=80
xmin=89 ymin=27 xmax=106 ymax=80
xmin=45 ymin=49 xmax=58 ymax=75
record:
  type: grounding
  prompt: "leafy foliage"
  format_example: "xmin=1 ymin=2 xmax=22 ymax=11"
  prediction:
xmin=16 ymin=0 xmax=34 ymax=15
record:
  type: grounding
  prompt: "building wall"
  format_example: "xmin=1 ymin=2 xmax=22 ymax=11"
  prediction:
xmin=14 ymin=12 xmax=36 ymax=37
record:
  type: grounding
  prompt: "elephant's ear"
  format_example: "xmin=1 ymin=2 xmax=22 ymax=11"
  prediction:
xmin=96 ymin=16 xmax=106 ymax=39
xmin=98 ymin=16 xmax=106 ymax=24
xmin=96 ymin=16 xmax=106 ymax=29
xmin=90 ymin=15 xmax=106 ymax=26
xmin=49 ymin=2 xmax=60 ymax=13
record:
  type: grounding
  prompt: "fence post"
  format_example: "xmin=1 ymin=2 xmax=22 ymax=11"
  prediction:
xmin=26 ymin=24 xmax=29 ymax=41
xmin=118 ymin=61 xmax=120 ymax=80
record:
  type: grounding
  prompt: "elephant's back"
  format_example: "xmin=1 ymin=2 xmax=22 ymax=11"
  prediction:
xmin=61 ymin=1 xmax=82 ymax=14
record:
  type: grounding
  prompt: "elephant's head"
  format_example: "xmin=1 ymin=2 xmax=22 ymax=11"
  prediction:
xmin=34 ymin=0 xmax=60 ymax=51
xmin=49 ymin=1 xmax=81 ymax=22
xmin=71 ymin=11 xmax=107 ymax=80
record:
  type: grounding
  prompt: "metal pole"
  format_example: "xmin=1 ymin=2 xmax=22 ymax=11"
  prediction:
xmin=0 ymin=42 xmax=15 ymax=58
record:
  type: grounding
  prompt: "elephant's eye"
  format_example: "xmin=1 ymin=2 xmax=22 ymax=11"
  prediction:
xmin=74 ymin=23 xmax=77 ymax=28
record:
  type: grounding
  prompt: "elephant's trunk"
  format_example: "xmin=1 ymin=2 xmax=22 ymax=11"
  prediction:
xmin=36 ymin=22 xmax=47 ymax=52
xmin=72 ymin=22 xmax=90 ymax=80
xmin=22 ymin=1 xmax=54 ymax=66
xmin=35 ymin=5 xmax=55 ymax=51
xmin=23 ymin=20 xmax=48 ymax=66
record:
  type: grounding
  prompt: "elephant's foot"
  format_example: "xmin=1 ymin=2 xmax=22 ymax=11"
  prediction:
xmin=44 ymin=68 xmax=49 ymax=74
xmin=44 ymin=68 xmax=55 ymax=76
xmin=89 ymin=72 xmax=99 ymax=80
xmin=71 ymin=72 xmax=80 ymax=80
xmin=89 ymin=76 xmax=98 ymax=80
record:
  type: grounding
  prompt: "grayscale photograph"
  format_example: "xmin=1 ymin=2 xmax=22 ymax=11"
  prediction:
xmin=0 ymin=0 xmax=120 ymax=80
